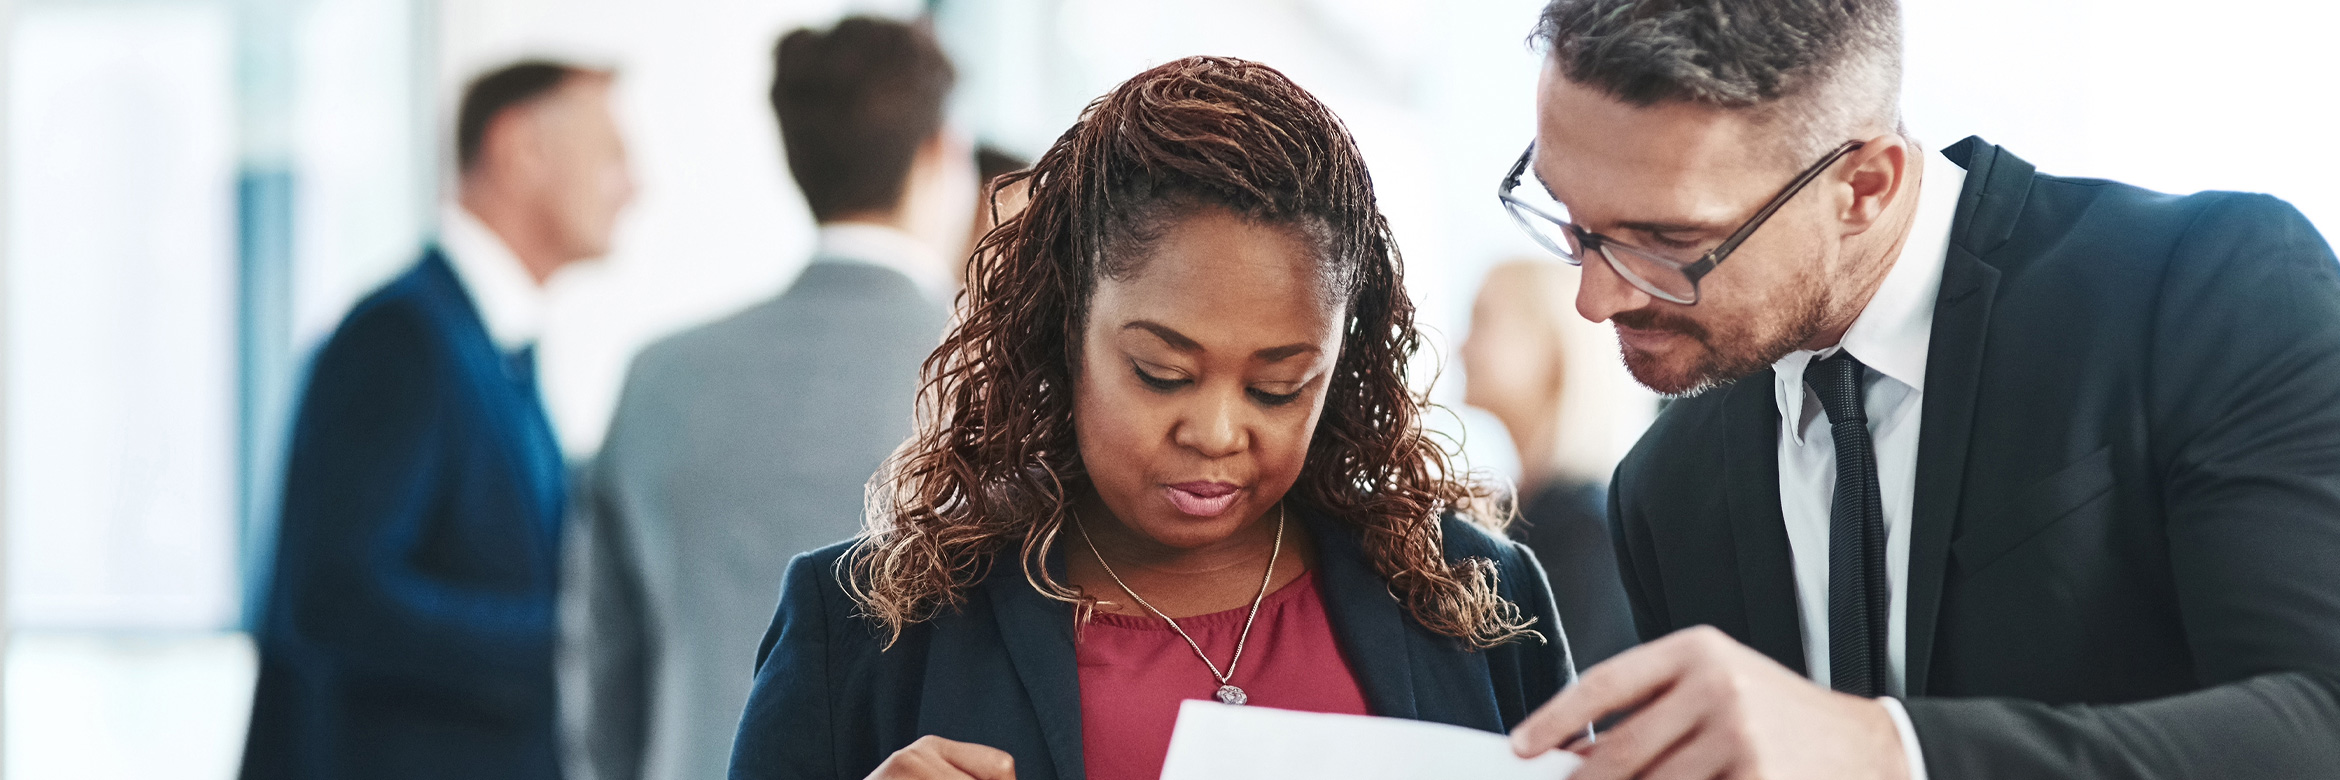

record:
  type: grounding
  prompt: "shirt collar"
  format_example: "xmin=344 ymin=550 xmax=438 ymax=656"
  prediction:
xmin=438 ymin=203 xmax=548 ymax=354
xmin=1772 ymin=143 xmax=1969 ymax=443
xmin=814 ymin=222 xmax=952 ymax=304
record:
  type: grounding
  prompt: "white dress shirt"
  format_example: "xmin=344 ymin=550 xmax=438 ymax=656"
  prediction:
xmin=438 ymin=204 xmax=549 ymax=354
xmin=813 ymin=222 xmax=953 ymax=306
xmin=1769 ymin=149 xmax=1966 ymax=780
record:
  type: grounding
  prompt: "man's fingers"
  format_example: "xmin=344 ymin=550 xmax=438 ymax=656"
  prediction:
xmin=932 ymin=738 xmax=1016 ymax=780
xmin=1509 ymin=626 xmax=1715 ymax=756
xmin=1568 ymin=674 xmax=1709 ymax=780
xmin=1629 ymin=721 xmax=1733 ymax=780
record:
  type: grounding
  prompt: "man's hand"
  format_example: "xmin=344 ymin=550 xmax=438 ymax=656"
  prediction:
xmin=867 ymin=735 xmax=1016 ymax=780
xmin=1510 ymin=626 xmax=1911 ymax=780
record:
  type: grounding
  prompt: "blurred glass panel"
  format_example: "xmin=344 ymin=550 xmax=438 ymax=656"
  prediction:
xmin=4 ymin=3 xmax=240 ymax=630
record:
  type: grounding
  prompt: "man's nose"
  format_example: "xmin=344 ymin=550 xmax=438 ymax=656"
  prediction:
xmin=1575 ymin=250 xmax=1653 ymax=324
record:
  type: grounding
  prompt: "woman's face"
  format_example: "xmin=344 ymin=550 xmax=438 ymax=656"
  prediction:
xmin=1073 ymin=206 xmax=1346 ymax=551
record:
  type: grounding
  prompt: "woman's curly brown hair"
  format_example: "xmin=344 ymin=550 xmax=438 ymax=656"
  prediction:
xmin=845 ymin=56 xmax=1536 ymax=649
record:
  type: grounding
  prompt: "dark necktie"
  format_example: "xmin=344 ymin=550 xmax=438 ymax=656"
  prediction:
xmin=505 ymin=344 xmax=565 ymax=535
xmin=1811 ymin=352 xmax=1889 ymax=697
xmin=505 ymin=343 xmax=539 ymax=391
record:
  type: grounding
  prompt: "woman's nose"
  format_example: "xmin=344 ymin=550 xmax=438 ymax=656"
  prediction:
xmin=1172 ymin=391 xmax=1247 ymax=458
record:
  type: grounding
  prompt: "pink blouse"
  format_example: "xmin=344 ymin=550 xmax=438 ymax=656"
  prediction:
xmin=1075 ymin=569 xmax=1371 ymax=780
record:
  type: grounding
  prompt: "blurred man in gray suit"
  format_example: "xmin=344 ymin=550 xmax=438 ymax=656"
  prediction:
xmin=570 ymin=17 xmax=971 ymax=780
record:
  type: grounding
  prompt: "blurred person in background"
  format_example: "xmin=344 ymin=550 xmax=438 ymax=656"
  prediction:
xmin=1460 ymin=258 xmax=1644 ymax=668
xmin=241 ymin=60 xmax=634 ymax=780
xmin=958 ymin=144 xmax=1030 ymax=289
xmin=730 ymin=56 xmax=1574 ymax=780
xmin=1504 ymin=0 xmax=2340 ymax=777
xmin=570 ymin=16 xmax=968 ymax=780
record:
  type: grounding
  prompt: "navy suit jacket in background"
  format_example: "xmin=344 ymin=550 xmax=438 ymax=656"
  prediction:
xmin=728 ymin=510 xmax=1579 ymax=780
xmin=241 ymin=249 xmax=568 ymax=780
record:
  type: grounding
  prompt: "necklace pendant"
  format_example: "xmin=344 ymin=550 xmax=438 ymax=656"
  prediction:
xmin=1215 ymin=684 xmax=1248 ymax=706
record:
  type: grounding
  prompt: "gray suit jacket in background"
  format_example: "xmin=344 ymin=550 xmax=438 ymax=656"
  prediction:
xmin=567 ymin=259 xmax=946 ymax=780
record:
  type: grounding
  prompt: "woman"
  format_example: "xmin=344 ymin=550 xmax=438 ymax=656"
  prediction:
xmin=1459 ymin=258 xmax=1657 ymax=669
xmin=730 ymin=57 xmax=1575 ymax=780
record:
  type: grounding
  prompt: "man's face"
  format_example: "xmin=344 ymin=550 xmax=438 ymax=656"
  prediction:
xmin=1532 ymin=67 xmax=1851 ymax=396
xmin=533 ymin=77 xmax=636 ymax=262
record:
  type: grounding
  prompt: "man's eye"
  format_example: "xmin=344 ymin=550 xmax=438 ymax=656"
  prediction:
xmin=1133 ymin=364 xmax=1190 ymax=391
xmin=1248 ymin=387 xmax=1301 ymax=406
xmin=1645 ymin=232 xmax=1703 ymax=250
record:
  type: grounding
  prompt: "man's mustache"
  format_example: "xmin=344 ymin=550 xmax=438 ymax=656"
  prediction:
xmin=1611 ymin=308 xmax=1711 ymax=344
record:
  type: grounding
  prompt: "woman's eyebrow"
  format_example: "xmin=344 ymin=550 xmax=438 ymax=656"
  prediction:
xmin=1124 ymin=321 xmax=1317 ymax=362
xmin=1124 ymin=321 xmax=1201 ymax=352
xmin=1254 ymin=343 xmax=1319 ymax=362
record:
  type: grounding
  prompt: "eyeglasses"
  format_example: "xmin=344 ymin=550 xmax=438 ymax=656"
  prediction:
xmin=1497 ymin=139 xmax=1865 ymax=305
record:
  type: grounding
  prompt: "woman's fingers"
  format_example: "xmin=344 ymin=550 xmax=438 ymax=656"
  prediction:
xmin=869 ymin=735 xmax=1016 ymax=780
xmin=931 ymin=737 xmax=1017 ymax=780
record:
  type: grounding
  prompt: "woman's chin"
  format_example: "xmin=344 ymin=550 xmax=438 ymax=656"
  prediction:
xmin=1127 ymin=511 xmax=1254 ymax=551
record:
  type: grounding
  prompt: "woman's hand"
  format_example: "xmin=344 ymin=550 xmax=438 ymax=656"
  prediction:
xmin=867 ymin=735 xmax=1016 ymax=780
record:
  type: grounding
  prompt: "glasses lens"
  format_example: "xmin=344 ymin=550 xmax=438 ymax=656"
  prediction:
xmin=1599 ymin=243 xmax=1700 ymax=304
xmin=1501 ymin=196 xmax=1584 ymax=265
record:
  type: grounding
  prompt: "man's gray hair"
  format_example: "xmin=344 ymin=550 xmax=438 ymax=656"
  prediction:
xmin=1533 ymin=0 xmax=1903 ymax=164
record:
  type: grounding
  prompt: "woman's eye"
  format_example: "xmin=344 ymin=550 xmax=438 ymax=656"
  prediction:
xmin=1133 ymin=364 xmax=1190 ymax=391
xmin=1248 ymin=387 xmax=1302 ymax=406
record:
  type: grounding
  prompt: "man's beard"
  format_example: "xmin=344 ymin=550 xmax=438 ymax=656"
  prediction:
xmin=1614 ymin=288 xmax=1831 ymax=398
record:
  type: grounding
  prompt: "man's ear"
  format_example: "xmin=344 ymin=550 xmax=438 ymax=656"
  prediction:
xmin=905 ymin=129 xmax=954 ymax=192
xmin=1839 ymin=133 xmax=1912 ymax=234
xmin=477 ymin=104 xmax=547 ymax=186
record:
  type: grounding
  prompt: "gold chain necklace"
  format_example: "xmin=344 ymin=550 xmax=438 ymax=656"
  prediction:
xmin=1073 ymin=503 xmax=1284 ymax=706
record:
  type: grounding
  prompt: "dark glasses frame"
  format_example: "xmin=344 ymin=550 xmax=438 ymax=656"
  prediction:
xmin=1498 ymin=138 xmax=1867 ymax=304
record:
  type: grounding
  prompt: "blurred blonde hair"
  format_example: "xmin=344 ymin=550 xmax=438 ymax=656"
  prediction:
xmin=1479 ymin=258 xmax=1659 ymax=484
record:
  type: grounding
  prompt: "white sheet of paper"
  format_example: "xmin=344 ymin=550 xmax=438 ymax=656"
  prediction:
xmin=1158 ymin=700 xmax=1582 ymax=780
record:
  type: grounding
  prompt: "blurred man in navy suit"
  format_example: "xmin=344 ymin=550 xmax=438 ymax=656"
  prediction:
xmin=241 ymin=60 xmax=634 ymax=780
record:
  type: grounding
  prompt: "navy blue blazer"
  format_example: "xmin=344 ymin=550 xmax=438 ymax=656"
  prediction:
xmin=729 ymin=510 xmax=1578 ymax=780
xmin=242 ymin=250 xmax=569 ymax=780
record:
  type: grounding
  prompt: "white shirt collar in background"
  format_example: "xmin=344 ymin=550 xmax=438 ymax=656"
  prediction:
xmin=438 ymin=203 xmax=548 ymax=353
xmin=1771 ymin=153 xmax=1968 ymax=444
xmin=814 ymin=222 xmax=952 ymax=304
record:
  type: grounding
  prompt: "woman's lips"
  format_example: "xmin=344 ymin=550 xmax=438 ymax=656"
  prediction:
xmin=1164 ymin=481 xmax=1242 ymax=517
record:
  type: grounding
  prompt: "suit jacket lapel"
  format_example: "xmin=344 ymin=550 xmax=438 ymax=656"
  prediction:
xmin=1310 ymin=511 xmax=1419 ymax=720
xmin=418 ymin=249 xmax=566 ymax=549
xmin=1722 ymin=373 xmax=1808 ymax=674
xmin=984 ymin=557 xmax=1085 ymax=780
xmin=1904 ymin=138 xmax=2019 ymax=696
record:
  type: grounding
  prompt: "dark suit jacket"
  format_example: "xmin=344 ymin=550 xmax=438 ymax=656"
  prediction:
xmin=1513 ymin=480 xmax=1638 ymax=669
xmin=728 ymin=511 xmax=1578 ymax=780
xmin=242 ymin=250 xmax=568 ymax=780
xmin=1610 ymin=138 xmax=2340 ymax=778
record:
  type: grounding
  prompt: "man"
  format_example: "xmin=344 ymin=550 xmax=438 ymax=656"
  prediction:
xmin=242 ymin=61 xmax=634 ymax=780
xmin=573 ymin=16 xmax=969 ymax=780
xmin=1500 ymin=1 xmax=2340 ymax=778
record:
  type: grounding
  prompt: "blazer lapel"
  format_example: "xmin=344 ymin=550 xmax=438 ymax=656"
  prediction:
xmin=418 ymin=249 xmax=565 ymax=549
xmin=1903 ymin=138 xmax=2018 ymax=696
xmin=1310 ymin=511 xmax=1419 ymax=720
xmin=983 ymin=558 xmax=1085 ymax=780
xmin=1722 ymin=373 xmax=1808 ymax=674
